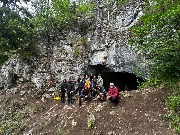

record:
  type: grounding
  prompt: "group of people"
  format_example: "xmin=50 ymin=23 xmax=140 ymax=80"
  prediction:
xmin=60 ymin=74 xmax=119 ymax=106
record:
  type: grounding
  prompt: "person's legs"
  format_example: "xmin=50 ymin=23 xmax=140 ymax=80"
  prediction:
xmin=70 ymin=91 xmax=73 ymax=104
xmin=109 ymin=96 xmax=119 ymax=103
xmin=102 ymin=94 xmax=106 ymax=101
xmin=83 ymin=88 xmax=88 ymax=99
xmin=79 ymin=91 xmax=84 ymax=106
xmin=61 ymin=89 xmax=65 ymax=103
xmin=98 ymin=93 xmax=106 ymax=101
xmin=92 ymin=89 xmax=98 ymax=98
xmin=79 ymin=96 xmax=82 ymax=106
xmin=67 ymin=92 xmax=71 ymax=104
xmin=79 ymin=88 xmax=82 ymax=96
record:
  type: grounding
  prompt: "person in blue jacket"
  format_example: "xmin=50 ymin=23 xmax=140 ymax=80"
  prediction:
xmin=78 ymin=79 xmax=84 ymax=96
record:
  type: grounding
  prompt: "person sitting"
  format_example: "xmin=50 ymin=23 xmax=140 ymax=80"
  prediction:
xmin=81 ymin=86 xmax=91 ymax=99
xmin=84 ymin=78 xmax=91 ymax=90
xmin=82 ymin=74 xmax=89 ymax=84
xmin=48 ymin=74 xmax=56 ymax=88
xmin=79 ymin=85 xmax=91 ymax=106
xmin=95 ymin=85 xmax=106 ymax=101
xmin=107 ymin=83 xmax=119 ymax=103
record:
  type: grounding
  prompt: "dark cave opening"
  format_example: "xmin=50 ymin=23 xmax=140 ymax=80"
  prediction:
xmin=101 ymin=72 xmax=144 ymax=91
xmin=88 ymin=65 xmax=144 ymax=91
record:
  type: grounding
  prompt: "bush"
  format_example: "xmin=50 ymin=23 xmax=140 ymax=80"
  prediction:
xmin=165 ymin=96 xmax=180 ymax=112
xmin=73 ymin=47 xmax=80 ymax=58
xmin=165 ymin=94 xmax=180 ymax=133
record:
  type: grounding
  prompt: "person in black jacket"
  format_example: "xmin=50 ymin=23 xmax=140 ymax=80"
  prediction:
xmin=67 ymin=79 xmax=75 ymax=105
xmin=61 ymin=79 xmax=67 ymax=103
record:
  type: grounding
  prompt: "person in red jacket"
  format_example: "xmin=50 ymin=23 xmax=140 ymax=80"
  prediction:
xmin=107 ymin=83 xmax=119 ymax=103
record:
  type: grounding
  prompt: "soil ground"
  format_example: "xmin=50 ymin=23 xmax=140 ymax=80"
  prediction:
xmin=1 ymin=87 xmax=176 ymax=135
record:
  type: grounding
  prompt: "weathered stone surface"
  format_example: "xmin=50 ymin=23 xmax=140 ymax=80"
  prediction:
xmin=89 ymin=0 xmax=144 ymax=73
xmin=0 ymin=55 xmax=33 ymax=89
xmin=0 ymin=0 xmax=147 ymax=91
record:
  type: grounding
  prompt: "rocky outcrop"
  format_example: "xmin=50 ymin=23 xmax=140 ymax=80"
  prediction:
xmin=0 ymin=55 xmax=33 ymax=89
xmin=0 ymin=0 xmax=147 ymax=90
xmin=89 ymin=0 xmax=144 ymax=73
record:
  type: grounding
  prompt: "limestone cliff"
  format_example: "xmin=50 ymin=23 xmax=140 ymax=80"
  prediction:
xmin=0 ymin=0 xmax=147 ymax=91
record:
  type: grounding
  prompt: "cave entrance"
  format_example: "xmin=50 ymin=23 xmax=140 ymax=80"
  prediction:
xmin=88 ymin=65 xmax=144 ymax=91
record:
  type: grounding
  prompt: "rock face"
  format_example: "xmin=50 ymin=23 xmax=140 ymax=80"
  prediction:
xmin=0 ymin=55 xmax=33 ymax=89
xmin=88 ymin=0 xmax=145 ymax=74
xmin=0 ymin=0 xmax=147 ymax=89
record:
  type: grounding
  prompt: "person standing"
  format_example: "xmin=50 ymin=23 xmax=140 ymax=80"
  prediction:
xmin=48 ymin=74 xmax=56 ymax=88
xmin=91 ymin=75 xmax=97 ymax=98
xmin=97 ymin=74 xmax=103 ymax=87
xmin=78 ymin=79 xmax=84 ymax=96
xmin=67 ymin=78 xmax=75 ymax=105
xmin=61 ymin=79 xmax=67 ymax=103
xmin=91 ymin=75 xmax=97 ymax=89
xmin=107 ymin=83 xmax=119 ymax=103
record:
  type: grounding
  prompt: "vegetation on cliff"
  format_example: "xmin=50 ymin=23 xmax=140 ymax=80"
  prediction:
xmin=0 ymin=0 xmax=93 ymax=65
xmin=0 ymin=0 xmax=38 ymax=65
xmin=130 ymin=0 xmax=180 ymax=133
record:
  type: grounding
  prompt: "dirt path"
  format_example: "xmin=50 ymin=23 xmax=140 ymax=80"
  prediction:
xmin=0 ymin=88 xmax=176 ymax=135
xmin=69 ymin=88 xmax=174 ymax=135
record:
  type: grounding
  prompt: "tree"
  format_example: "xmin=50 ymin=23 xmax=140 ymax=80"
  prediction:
xmin=32 ymin=0 xmax=94 ymax=41
xmin=0 ymin=0 xmax=30 ymax=7
xmin=0 ymin=0 xmax=38 ymax=65
xmin=129 ymin=0 xmax=180 ymax=85
xmin=130 ymin=1 xmax=180 ymax=132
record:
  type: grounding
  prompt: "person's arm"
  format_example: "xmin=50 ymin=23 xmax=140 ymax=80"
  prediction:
xmin=102 ymin=86 xmax=106 ymax=94
xmin=88 ymin=81 xmax=90 ymax=89
xmin=107 ymin=88 xmax=110 ymax=96
xmin=67 ymin=83 xmax=70 ymax=91
xmin=106 ymin=89 xmax=111 ymax=99
xmin=80 ymin=82 xmax=84 ymax=88
xmin=99 ymin=79 xmax=102 ymax=86
xmin=73 ymin=84 xmax=75 ymax=91
xmin=107 ymin=90 xmax=111 ymax=99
